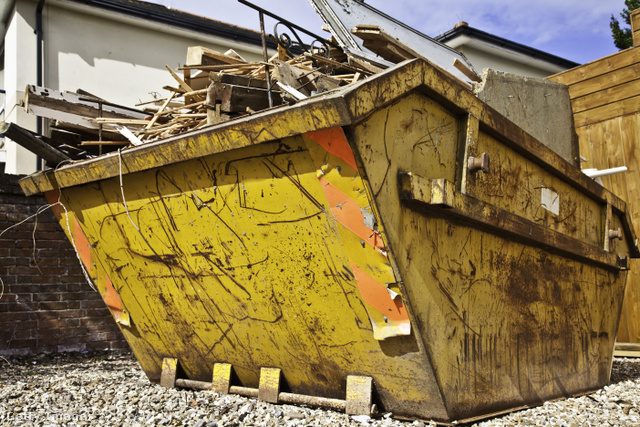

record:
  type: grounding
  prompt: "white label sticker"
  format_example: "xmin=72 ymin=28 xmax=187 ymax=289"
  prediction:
xmin=541 ymin=187 xmax=559 ymax=215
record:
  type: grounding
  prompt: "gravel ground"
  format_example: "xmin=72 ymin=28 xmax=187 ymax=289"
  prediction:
xmin=1 ymin=351 xmax=639 ymax=426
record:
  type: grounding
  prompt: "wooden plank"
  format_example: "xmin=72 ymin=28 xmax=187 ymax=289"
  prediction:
xmin=209 ymin=83 xmax=282 ymax=113
xmin=277 ymin=82 xmax=307 ymax=100
xmin=620 ymin=114 xmax=640 ymax=233
xmin=51 ymin=120 xmax=124 ymax=141
xmin=351 ymin=25 xmax=474 ymax=90
xmin=155 ymin=100 xmax=206 ymax=116
xmin=145 ymin=92 xmax=176 ymax=130
xmin=618 ymin=279 xmax=632 ymax=343
xmin=273 ymin=59 xmax=314 ymax=96
xmin=80 ymin=140 xmax=129 ymax=146
xmin=184 ymin=72 xmax=210 ymax=92
xmin=210 ymin=72 xmax=269 ymax=89
xmin=207 ymin=105 xmax=230 ymax=125
xmin=352 ymin=25 xmax=419 ymax=64
xmin=362 ymin=39 xmax=413 ymax=63
xmin=95 ymin=118 xmax=148 ymax=126
xmin=24 ymin=85 xmax=147 ymax=129
xmin=179 ymin=63 xmax=261 ymax=72
xmin=618 ymin=114 xmax=640 ymax=343
xmin=618 ymin=264 xmax=640 ymax=344
xmin=186 ymin=46 xmax=247 ymax=67
xmin=258 ymin=367 xmax=281 ymax=404
xmin=549 ymin=48 xmax=640 ymax=86
xmin=211 ymin=363 xmax=232 ymax=394
xmin=575 ymin=125 xmax=593 ymax=169
xmin=347 ymin=55 xmax=384 ymax=74
xmin=570 ymin=79 xmax=640 ymax=114
xmin=633 ymin=9 xmax=640 ymax=47
xmin=305 ymin=53 xmax=370 ymax=75
xmin=587 ymin=123 xmax=612 ymax=190
xmin=615 ymin=341 xmax=640 ymax=352
xmin=573 ymin=95 xmax=640 ymax=128
xmin=604 ymin=118 xmax=629 ymax=204
xmin=453 ymin=58 xmax=482 ymax=83
xmin=614 ymin=350 xmax=640 ymax=357
xmin=223 ymin=49 xmax=247 ymax=63
xmin=628 ymin=271 xmax=640 ymax=343
xmin=0 ymin=121 xmax=71 ymax=165
xmin=50 ymin=128 xmax=83 ymax=147
xmin=354 ymin=25 xmax=483 ymax=83
xmin=162 ymin=85 xmax=185 ymax=94
xmin=172 ymin=113 xmax=207 ymax=118
xmin=160 ymin=358 xmax=178 ymax=388
xmin=566 ymin=63 xmax=640 ymax=99
xmin=316 ymin=75 xmax=341 ymax=93
xmin=345 ymin=376 xmax=373 ymax=416
xmin=165 ymin=65 xmax=196 ymax=95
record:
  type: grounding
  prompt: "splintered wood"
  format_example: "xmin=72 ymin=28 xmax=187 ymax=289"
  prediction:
xmin=103 ymin=45 xmax=382 ymax=145
xmin=25 ymin=43 xmax=386 ymax=154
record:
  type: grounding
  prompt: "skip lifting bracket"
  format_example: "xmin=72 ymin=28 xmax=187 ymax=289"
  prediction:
xmin=160 ymin=358 xmax=376 ymax=416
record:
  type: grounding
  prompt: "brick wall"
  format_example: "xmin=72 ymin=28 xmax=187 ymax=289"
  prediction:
xmin=0 ymin=173 xmax=128 ymax=355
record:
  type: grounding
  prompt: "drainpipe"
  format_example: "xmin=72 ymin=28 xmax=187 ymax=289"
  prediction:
xmin=35 ymin=0 xmax=45 ymax=171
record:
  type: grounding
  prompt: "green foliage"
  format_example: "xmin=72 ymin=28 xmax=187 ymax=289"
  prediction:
xmin=610 ymin=0 xmax=640 ymax=50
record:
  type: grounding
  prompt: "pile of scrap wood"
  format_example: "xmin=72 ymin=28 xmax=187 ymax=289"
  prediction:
xmin=18 ymin=44 xmax=385 ymax=158
xmin=13 ymin=25 xmax=477 ymax=163
xmin=130 ymin=45 xmax=382 ymax=142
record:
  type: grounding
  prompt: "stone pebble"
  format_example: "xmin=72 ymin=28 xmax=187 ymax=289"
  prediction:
xmin=1 ymin=351 xmax=639 ymax=426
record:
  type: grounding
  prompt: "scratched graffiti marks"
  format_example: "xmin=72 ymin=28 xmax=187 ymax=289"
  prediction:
xmin=419 ymin=217 xmax=619 ymax=410
xmin=410 ymin=109 xmax=457 ymax=170
xmin=353 ymin=93 xmax=460 ymax=197
xmin=87 ymin=138 xmax=379 ymax=381
xmin=348 ymin=91 xmax=625 ymax=417
xmin=474 ymin=131 xmax=601 ymax=247
xmin=59 ymin=181 xmax=206 ymax=375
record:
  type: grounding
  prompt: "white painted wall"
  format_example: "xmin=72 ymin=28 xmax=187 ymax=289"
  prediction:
xmin=2 ymin=0 xmax=268 ymax=174
xmin=3 ymin=0 xmax=38 ymax=174
xmin=46 ymin=1 xmax=265 ymax=106
xmin=455 ymin=44 xmax=566 ymax=79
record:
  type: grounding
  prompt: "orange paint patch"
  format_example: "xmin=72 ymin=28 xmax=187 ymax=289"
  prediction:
xmin=44 ymin=190 xmax=61 ymax=217
xmin=349 ymin=261 xmax=408 ymax=323
xmin=74 ymin=218 xmax=92 ymax=275
xmin=104 ymin=275 xmax=123 ymax=314
xmin=319 ymin=177 xmax=385 ymax=251
xmin=305 ymin=127 xmax=358 ymax=170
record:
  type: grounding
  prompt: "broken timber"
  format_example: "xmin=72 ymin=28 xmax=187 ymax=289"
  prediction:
xmin=0 ymin=121 xmax=72 ymax=165
xmin=207 ymin=83 xmax=282 ymax=113
xmin=24 ymin=85 xmax=148 ymax=132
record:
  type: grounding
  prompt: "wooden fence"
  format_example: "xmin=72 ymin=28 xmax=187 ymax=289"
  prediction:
xmin=549 ymin=9 xmax=640 ymax=346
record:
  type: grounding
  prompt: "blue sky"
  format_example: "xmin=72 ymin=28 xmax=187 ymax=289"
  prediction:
xmin=149 ymin=0 xmax=629 ymax=65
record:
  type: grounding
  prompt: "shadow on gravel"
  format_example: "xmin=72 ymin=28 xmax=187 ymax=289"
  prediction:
xmin=610 ymin=357 xmax=640 ymax=384
xmin=0 ymin=350 xmax=133 ymax=366
xmin=0 ymin=350 xmax=135 ymax=379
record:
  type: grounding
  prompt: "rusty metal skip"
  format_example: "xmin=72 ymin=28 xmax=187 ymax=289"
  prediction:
xmin=19 ymin=58 xmax=640 ymax=423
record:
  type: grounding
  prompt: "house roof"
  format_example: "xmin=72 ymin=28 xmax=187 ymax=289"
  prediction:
xmin=435 ymin=22 xmax=580 ymax=69
xmin=69 ymin=0 xmax=275 ymax=48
